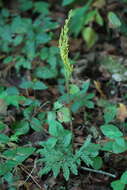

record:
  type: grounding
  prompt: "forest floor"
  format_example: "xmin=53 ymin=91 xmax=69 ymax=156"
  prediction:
xmin=1 ymin=0 xmax=127 ymax=189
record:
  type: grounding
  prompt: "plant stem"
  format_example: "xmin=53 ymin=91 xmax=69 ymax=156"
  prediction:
xmin=81 ymin=166 xmax=116 ymax=178
xmin=65 ymin=77 xmax=73 ymax=133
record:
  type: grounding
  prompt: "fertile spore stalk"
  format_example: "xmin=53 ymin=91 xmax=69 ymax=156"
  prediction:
xmin=59 ymin=10 xmax=73 ymax=132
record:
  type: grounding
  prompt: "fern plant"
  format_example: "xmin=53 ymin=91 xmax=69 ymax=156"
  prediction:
xmin=37 ymin=119 xmax=100 ymax=180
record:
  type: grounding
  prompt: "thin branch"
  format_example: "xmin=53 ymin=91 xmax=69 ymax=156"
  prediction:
xmin=81 ymin=166 xmax=116 ymax=178
xmin=20 ymin=160 xmax=44 ymax=190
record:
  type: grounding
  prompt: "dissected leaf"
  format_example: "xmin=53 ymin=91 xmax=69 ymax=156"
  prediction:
xmin=52 ymin=163 xmax=61 ymax=177
xmin=62 ymin=163 xmax=70 ymax=181
xmin=70 ymin=162 xmax=78 ymax=175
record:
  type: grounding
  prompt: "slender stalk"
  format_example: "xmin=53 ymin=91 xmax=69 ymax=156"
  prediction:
xmin=59 ymin=10 xmax=73 ymax=132
xmin=65 ymin=78 xmax=73 ymax=132
xmin=81 ymin=167 xmax=116 ymax=178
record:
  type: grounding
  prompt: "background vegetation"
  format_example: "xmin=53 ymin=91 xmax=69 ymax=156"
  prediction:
xmin=1 ymin=0 xmax=127 ymax=189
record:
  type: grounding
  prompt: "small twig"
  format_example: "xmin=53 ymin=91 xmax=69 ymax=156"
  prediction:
xmin=25 ymin=88 xmax=29 ymax=97
xmin=81 ymin=166 xmax=116 ymax=178
xmin=33 ymin=101 xmax=50 ymax=117
xmin=20 ymin=160 xmax=44 ymax=190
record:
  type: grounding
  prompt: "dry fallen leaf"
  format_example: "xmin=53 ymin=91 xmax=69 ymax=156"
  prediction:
xmin=94 ymin=81 xmax=106 ymax=99
xmin=117 ymin=103 xmax=127 ymax=122
xmin=93 ymin=0 xmax=106 ymax=8
xmin=0 ymin=99 xmax=7 ymax=115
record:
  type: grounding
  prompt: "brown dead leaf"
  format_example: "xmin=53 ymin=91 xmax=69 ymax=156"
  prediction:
xmin=117 ymin=103 xmax=127 ymax=122
xmin=0 ymin=99 xmax=7 ymax=115
xmin=94 ymin=81 xmax=106 ymax=98
xmin=93 ymin=0 xmax=106 ymax=8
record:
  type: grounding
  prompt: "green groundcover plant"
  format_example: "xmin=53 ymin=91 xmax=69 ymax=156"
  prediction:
xmin=1 ymin=1 xmax=127 ymax=189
